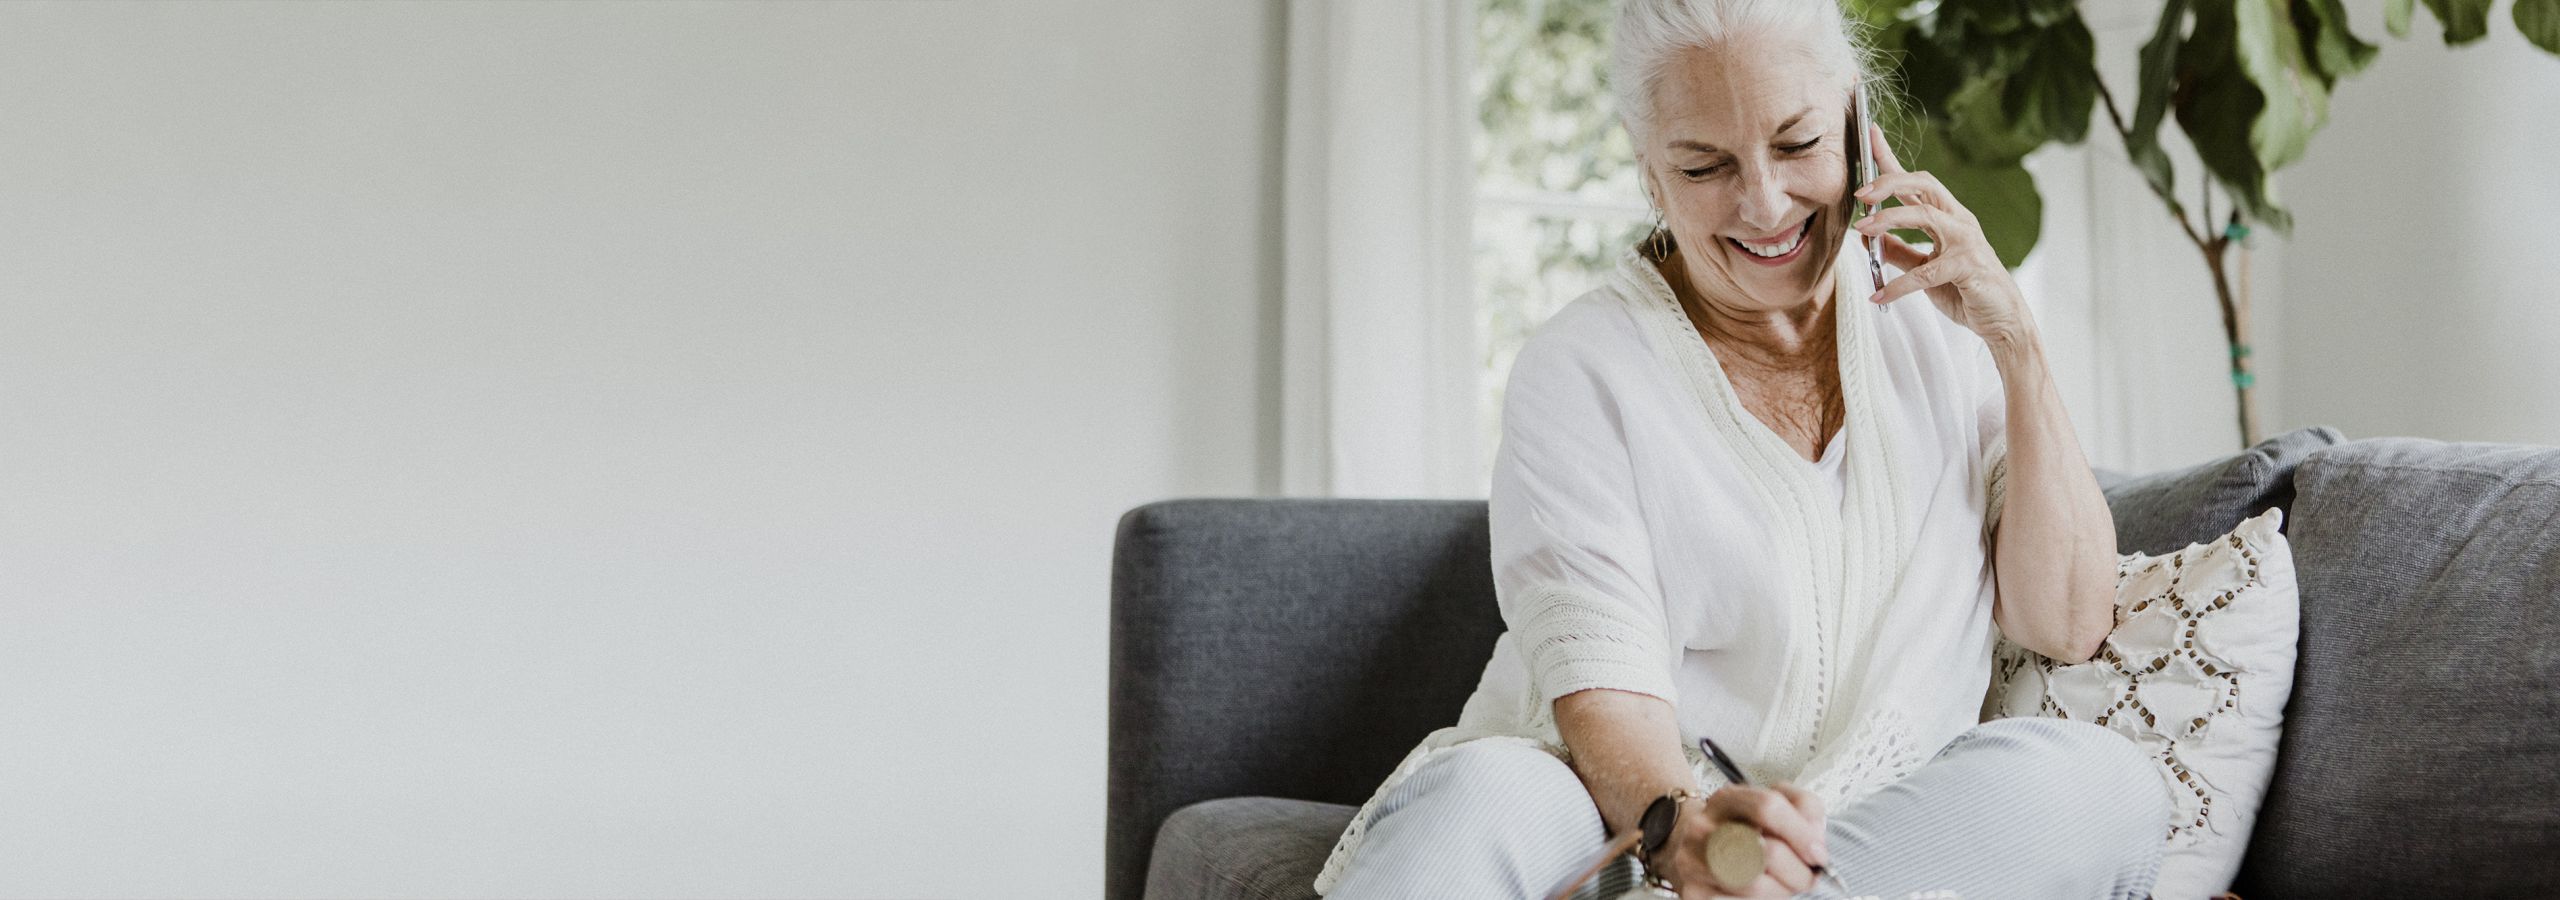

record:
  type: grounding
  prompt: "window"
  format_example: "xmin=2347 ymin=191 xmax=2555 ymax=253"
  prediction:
xmin=1473 ymin=0 xmax=1641 ymax=485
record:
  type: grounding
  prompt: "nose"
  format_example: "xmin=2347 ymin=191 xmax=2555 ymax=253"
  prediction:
xmin=1734 ymin=163 xmax=1793 ymax=233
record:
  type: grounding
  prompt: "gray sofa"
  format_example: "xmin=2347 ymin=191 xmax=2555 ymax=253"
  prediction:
xmin=1107 ymin=429 xmax=2560 ymax=900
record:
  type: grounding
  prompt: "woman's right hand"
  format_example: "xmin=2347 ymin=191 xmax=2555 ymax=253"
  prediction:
xmin=1655 ymin=783 xmax=1831 ymax=898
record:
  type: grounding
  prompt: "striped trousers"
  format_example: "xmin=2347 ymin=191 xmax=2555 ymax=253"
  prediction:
xmin=1321 ymin=717 xmax=2168 ymax=900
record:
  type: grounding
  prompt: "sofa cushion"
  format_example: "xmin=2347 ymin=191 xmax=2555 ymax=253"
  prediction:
xmin=2099 ymin=426 xmax=2345 ymax=555
xmin=1145 ymin=797 xmax=1354 ymax=900
xmin=2231 ymin=438 xmax=2560 ymax=898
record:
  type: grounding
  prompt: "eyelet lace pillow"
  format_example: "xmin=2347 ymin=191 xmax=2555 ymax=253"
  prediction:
xmin=1981 ymin=507 xmax=2298 ymax=900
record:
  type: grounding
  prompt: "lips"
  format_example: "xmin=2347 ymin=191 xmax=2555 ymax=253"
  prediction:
xmin=1726 ymin=215 xmax=1815 ymax=265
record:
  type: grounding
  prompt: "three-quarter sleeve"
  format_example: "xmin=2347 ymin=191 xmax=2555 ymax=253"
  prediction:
xmin=1489 ymin=325 xmax=1678 ymax=710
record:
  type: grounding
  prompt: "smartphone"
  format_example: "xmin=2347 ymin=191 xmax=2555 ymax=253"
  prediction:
xmin=1845 ymin=84 xmax=1886 ymax=293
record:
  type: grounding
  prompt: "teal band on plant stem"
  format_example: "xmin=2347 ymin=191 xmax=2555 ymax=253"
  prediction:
xmin=2231 ymin=343 xmax=2252 ymax=359
xmin=2232 ymin=372 xmax=2257 ymax=389
xmin=2224 ymin=222 xmax=2250 ymax=242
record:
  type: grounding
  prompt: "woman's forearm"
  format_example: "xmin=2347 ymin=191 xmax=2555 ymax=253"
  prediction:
xmin=1985 ymin=317 xmax=2119 ymax=663
xmin=1552 ymin=688 xmax=1694 ymax=836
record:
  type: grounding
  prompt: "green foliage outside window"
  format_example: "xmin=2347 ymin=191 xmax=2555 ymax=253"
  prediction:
xmin=1474 ymin=0 xmax=1646 ymax=478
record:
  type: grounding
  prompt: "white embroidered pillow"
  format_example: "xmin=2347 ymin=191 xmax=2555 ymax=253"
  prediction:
xmin=1981 ymin=507 xmax=2298 ymax=900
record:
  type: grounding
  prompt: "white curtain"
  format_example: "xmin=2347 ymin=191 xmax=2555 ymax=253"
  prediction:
xmin=1279 ymin=0 xmax=1481 ymax=498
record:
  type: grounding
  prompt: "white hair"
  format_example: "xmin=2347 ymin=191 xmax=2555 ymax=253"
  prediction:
xmin=1610 ymin=0 xmax=1883 ymax=148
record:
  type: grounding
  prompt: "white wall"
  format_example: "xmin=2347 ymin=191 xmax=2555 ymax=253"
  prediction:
xmin=2017 ymin=0 xmax=2299 ymax=475
xmin=2274 ymin=0 xmax=2560 ymax=445
xmin=0 ymin=3 xmax=1281 ymax=898
xmin=2016 ymin=0 xmax=2560 ymax=470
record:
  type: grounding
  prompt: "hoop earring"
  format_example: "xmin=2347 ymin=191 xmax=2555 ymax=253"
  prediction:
xmin=1642 ymin=205 xmax=1673 ymax=261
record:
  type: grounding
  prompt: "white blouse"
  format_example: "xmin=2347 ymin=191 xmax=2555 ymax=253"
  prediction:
xmin=1315 ymin=234 xmax=2012 ymax=895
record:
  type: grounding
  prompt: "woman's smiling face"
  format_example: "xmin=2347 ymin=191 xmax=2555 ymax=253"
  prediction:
xmin=1639 ymin=33 xmax=1853 ymax=314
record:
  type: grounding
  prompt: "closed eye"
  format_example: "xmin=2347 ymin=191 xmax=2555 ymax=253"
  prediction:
xmin=1780 ymin=137 xmax=1822 ymax=154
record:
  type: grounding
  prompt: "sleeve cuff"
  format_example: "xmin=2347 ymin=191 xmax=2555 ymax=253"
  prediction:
xmin=1515 ymin=583 xmax=1677 ymax=706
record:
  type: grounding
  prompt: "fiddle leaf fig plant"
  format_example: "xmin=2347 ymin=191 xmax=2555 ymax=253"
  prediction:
xmin=1848 ymin=0 xmax=2560 ymax=447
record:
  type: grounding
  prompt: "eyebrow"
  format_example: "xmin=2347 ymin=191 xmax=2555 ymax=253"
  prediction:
xmin=1666 ymin=106 xmax=1817 ymax=154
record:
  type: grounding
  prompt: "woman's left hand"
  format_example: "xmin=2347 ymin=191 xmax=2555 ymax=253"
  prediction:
xmin=1849 ymin=122 xmax=2030 ymax=344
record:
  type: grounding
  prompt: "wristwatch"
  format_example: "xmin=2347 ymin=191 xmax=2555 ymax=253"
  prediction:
xmin=1633 ymin=788 xmax=1703 ymax=889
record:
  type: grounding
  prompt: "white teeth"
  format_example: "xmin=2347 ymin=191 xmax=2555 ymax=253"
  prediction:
xmin=1733 ymin=220 xmax=1809 ymax=258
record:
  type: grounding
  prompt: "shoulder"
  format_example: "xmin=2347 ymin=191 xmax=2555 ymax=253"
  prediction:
xmin=1507 ymin=284 xmax=1654 ymax=391
xmin=1497 ymin=279 xmax=1679 ymax=441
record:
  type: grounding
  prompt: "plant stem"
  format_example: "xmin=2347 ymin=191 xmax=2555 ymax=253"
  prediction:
xmin=2201 ymin=202 xmax=2260 ymax=446
xmin=2234 ymin=228 xmax=2259 ymax=445
xmin=2091 ymin=79 xmax=2206 ymax=251
xmin=2096 ymin=77 xmax=2258 ymax=447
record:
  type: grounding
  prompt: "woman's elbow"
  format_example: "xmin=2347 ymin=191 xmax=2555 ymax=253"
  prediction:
xmin=2055 ymin=575 xmax=2120 ymax=663
xmin=2056 ymin=623 xmax=2109 ymax=664
xmin=2004 ymin=582 xmax=2117 ymax=664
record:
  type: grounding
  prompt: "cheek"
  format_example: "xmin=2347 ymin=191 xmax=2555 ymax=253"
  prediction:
xmin=1665 ymin=184 xmax=1736 ymax=228
xmin=1791 ymin=154 xmax=1850 ymax=201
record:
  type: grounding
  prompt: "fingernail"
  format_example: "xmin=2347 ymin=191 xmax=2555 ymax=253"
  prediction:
xmin=1868 ymin=291 xmax=1882 ymax=303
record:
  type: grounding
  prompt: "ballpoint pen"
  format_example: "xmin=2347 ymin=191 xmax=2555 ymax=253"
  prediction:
xmin=1699 ymin=735 xmax=1854 ymax=897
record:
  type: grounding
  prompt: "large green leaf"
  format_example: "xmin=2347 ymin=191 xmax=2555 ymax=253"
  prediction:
xmin=2129 ymin=0 xmax=2191 ymax=221
xmin=1842 ymin=0 xmax=1923 ymax=31
xmin=2022 ymin=0 xmax=2079 ymax=28
xmin=1947 ymin=0 xmax=2026 ymax=35
xmin=1927 ymin=0 xmax=2044 ymax=72
xmin=2518 ymin=0 xmax=2560 ymax=54
xmin=1892 ymin=21 xmax=1973 ymax=111
xmin=1920 ymin=10 xmax=2091 ymax=167
xmin=1944 ymin=75 xmax=2053 ymax=165
xmin=2418 ymin=0 xmax=2493 ymax=43
xmin=1904 ymin=124 xmax=2044 ymax=268
xmin=2233 ymin=0 xmax=2328 ymax=172
xmin=2004 ymin=15 xmax=2098 ymax=145
xmin=2176 ymin=0 xmax=2296 ymax=233
xmin=2298 ymin=0 xmax=2381 ymax=86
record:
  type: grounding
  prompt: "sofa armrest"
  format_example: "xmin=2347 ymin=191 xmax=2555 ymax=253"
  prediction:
xmin=1105 ymin=498 xmax=1503 ymax=900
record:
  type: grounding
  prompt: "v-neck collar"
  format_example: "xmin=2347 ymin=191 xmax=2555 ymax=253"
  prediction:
xmin=1652 ymin=274 xmax=1850 ymax=472
xmin=1611 ymin=238 xmax=1915 ymax=778
xmin=1813 ymin=424 xmax=1846 ymax=468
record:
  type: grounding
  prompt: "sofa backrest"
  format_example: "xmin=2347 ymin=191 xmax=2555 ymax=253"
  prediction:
xmin=2095 ymin=426 xmax=2345 ymax=555
xmin=1097 ymin=428 xmax=2560 ymax=900
xmin=1106 ymin=498 xmax=1503 ymax=900
xmin=2231 ymin=438 xmax=2560 ymax=897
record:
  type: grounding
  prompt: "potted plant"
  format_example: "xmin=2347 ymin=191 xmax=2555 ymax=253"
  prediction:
xmin=1852 ymin=0 xmax=2560 ymax=445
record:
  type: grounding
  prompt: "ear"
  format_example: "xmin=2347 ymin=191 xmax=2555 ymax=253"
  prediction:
xmin=1634 ymin=153 xmax=1661 ymax=211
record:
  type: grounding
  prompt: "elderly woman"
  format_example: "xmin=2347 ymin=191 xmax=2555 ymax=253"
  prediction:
xmin=1312 ymin=2 xmax=2168 ymax=899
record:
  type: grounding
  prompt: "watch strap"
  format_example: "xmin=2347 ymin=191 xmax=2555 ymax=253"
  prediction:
xmin=1634 ymin=788 xmax=1702 ymax=865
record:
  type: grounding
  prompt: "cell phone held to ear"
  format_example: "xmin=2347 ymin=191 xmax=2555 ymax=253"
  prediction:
xmin=1845 ymin=84 xmax=1886 ymax=294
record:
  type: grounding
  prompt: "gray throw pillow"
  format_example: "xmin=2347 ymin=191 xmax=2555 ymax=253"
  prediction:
xmin=2230 ymin=438 xmax=2560 ymax=897
xmin=2100 ymin=426 xmax=2346 ymax=555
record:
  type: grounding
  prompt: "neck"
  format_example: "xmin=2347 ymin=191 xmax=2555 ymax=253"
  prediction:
xmin=1662 ymin=250 xmax=1838 ymax=362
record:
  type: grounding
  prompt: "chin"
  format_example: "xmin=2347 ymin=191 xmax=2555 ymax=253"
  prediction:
xmin=1720 ymin=217 xmax=1843 ymax=305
